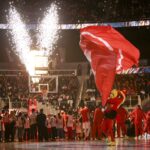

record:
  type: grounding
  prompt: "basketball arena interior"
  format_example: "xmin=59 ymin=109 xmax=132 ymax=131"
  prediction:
xmin=0 ymin=0 xmax=150 ymax=149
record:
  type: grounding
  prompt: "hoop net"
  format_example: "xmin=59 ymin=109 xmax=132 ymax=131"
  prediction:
xmin=41 ymin=89 xmax=48 ymax=100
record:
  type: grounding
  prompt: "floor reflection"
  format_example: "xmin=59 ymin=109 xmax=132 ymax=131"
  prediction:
xmin=0 ymin=138 xmax=150 ymax=150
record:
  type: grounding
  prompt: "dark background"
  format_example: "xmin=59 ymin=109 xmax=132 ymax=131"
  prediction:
xmin=0 ymin=26 xmax=150 ymax=64
xmin=58 ymin=27 xmax=150 ymax=63
xmin=0 ymin=0 xmax=149 ymax=65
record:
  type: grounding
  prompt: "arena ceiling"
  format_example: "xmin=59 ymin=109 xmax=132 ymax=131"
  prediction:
xmin=0 ymin=0 xmax=149 ymax=65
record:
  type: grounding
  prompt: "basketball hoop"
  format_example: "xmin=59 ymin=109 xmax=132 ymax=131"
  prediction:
xmin=38 ymin=84 xmax=49 ymax=100
xmin=41 ymin=89 xmax=48 ymax=100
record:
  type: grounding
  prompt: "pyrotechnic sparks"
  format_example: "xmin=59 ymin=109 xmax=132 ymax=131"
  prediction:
xmin=7 ymin=6 xmax=35 ymax=75
xmin=37 ymin=3 xmax=59 ymax=54
xmin=7 ymin=3 xmax=59 ymax=76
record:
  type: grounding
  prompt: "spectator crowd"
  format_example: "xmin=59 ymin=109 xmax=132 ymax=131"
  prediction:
xmin=0 ymin=103 xmax=150 ymax=145
xmin=1 ymin=0 xmax=149 ymax=24
xmin=59 ymin=0 xmax=150 ymax=23
xmin=0 ymin=69 xmax=149 ymax=145
xmin=0 ymin=72 xmax=79 ymax=112
xmin=86 ymin=73 xmax=150 ymax=102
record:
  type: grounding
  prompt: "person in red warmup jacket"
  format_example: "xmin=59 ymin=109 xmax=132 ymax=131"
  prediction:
xmin=101 ymin=90 xmax=125 ymax=145
xmin=80 ymin=105 xmax=90 ymax=140
xmin=144 ymin=111 xmax=150 ymax=135
xmin=92 ymin=105 xmax=104 ymax=140
xmin=129 ymin=105 xmax=146 ymax=138
xmin=116 ymin=106 xmax=128 ymax=138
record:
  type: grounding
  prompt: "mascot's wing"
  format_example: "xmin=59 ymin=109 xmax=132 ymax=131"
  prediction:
xmin=80 ymin=26 xmax=140 ymax=106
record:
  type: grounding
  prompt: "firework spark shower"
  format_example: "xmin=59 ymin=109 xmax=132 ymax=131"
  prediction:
xmin=7 ymin=5 xmax=34 ymax=75
xmin=37 ymin=3 xmax=59 ymax=54
xmin=7 ymin=3 xmax=59 ymax=75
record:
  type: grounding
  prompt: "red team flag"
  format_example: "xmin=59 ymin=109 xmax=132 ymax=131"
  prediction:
xmin=80 ymin=26 xmax=140 ymax=106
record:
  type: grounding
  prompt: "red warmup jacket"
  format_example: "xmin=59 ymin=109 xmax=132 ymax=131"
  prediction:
xmin=80 ymin=107 xmax=89 ymax=122
xmin=146 ymin=111 xmax=150 ymax=122
xmin=116 ymin=107 xmax=128 ymax=123
xmin=93 ymin=108 xmax=104 ymax=123
xmin=107 ymin=96 xmax=124 ymax=111
xmin=130 ymin=108 xmax=146 ymax=125
xmin=144 ymin=111 xmax=150 ymax=133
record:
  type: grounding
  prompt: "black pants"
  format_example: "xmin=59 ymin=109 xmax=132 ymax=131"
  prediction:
xmin=9 ymin=122 xmax=15 ymax=142
xmin=24 ymin=128 xmax=30 ymax=141
xmin=30 ymin=124 xmax=37 ymax=140
xmin=18 ymin=127 xmax=24 ymax=142
xmin=0 ymin=131 xmax=2 ymax=142
xmin=51 ymin=127 xmax=57 ymax=140
xmin=5 ymin=123 xmax=10 ymax=142
xmin=38 ymin=126 xmax=48 ymax=141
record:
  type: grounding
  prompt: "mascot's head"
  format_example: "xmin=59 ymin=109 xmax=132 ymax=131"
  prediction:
xmin=110 ymin=89 xmax=127 ymax=99
xmin=110 ymin=89 xmax=118 ymax=98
